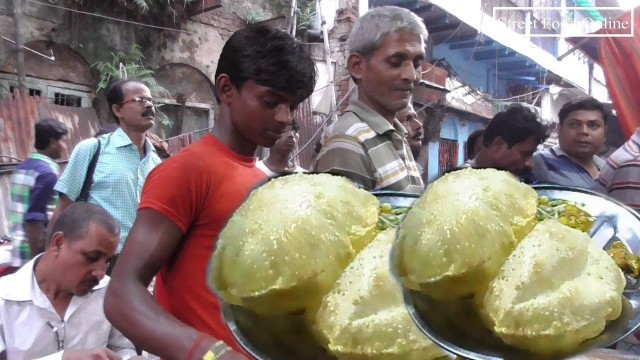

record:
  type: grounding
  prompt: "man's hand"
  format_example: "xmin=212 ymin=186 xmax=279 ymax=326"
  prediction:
xmin=62 ymin=348 xmax=121 ymax=360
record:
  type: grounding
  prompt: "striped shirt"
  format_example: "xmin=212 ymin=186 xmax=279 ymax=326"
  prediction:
xmin=597 ymin=128 xmax=640 ymax=211
xmin=313 ymin=99 xmax=424 ymax=194
xmin=9 ymin=153 xmax=59 ymax=266
xmin=55 ymin=128 xmax=162 ymax=251
xmin=532 ymin=145 xmax=605 ymax=190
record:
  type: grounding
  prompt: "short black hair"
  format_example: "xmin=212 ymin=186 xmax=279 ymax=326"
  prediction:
xmin=558 ymin=97 xmax=607 ymax=125
xmin=34 ymin=119 xmax=68 ymax=151
xmin=466 ymin=129 xmax=484 ymax=158
xmin=49 ymin=202 xmax=120 ymax=244
xmin=483 ymin=104 xmax=548 ymax=148
xmin=106 ymin=79 xmax=142 ymax=125
xmin=214 ymin=25 xmax=317 ymax=106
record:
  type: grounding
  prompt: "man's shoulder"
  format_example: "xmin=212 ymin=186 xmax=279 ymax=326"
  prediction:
xmin=328 ymin=113 xmax=377 ymax=142
xmin=606 ymin=144 xmax=640 ymax=169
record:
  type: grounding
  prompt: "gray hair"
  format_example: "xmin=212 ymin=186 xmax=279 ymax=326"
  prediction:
xmin=348 ymin=6 xmax=428 ymax=57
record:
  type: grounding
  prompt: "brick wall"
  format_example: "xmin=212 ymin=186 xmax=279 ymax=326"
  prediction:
xmin=193 ymin=7 xmax=246 ymax=42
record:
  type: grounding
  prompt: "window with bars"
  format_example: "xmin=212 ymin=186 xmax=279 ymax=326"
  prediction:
xmin=438 ymin=139 xmax=459 ymax=175
xmin=9 ymin=86 xmax=41 ymax=97
xmin=53 ymin=92 xmax=82 ymax=107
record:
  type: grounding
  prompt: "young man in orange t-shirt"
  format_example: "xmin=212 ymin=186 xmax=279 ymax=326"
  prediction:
xmin=104 ymin=25 xmax=317 ymax=360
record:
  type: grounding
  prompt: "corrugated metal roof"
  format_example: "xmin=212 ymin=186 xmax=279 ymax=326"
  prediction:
xmin=0 ymin=90 xmax=100 ymax=237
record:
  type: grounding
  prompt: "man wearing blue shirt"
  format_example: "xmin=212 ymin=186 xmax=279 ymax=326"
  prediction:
xmin=533 ymin=97 xmax=607 ymax=190
xmin=49 ymin=80 xmax=162 ymax=266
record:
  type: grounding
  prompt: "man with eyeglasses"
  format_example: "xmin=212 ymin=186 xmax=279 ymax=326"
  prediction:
xmin=0 ymin=202 xmax=141 ymax=360
xmin=49 ymin=80 xmax=162 ymax=273
xmin=257 ymin=120 xmax=307 ymax=177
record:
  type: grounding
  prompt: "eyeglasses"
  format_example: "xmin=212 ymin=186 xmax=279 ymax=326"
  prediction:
xmin=47 ymin=320 xmax=66 ymax=351
xmin=119 ymin=97 xmax=157 ymax=106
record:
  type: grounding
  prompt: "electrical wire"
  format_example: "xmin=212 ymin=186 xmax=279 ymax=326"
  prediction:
xmin=291 ymin=83 xmax=356 ymax=159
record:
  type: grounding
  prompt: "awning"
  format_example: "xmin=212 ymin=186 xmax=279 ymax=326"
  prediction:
xmin=598 ymin=7 xmax=640 ymax=138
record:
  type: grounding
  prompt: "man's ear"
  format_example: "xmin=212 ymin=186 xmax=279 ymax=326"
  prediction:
xmin=347 ymin=53 xmax=366 ymax=83
xmin=111 ymin=104 xmax=124 ymax=122
xmin=49 ymin=231 xmax=65 ymax=254
xmin=491 ymin=136 xmax=507 ymax=151
xmin=215 ymin=74 xmax=235 ymax=105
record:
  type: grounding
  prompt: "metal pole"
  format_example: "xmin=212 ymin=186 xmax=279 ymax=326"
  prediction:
xmin=317 ymin=0 xmax=338 ymax=124
xmin=12 ymin=0 xmax=26 ymax=92
xmin=288 ymin=0 xmax=298 ymax=36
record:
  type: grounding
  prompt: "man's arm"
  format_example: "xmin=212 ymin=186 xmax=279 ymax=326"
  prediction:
xmin=606 ymin=161 xmax=640 ymax=211
xmin=23 ymin=171 xmax=58 ymax=253
xmin=105 ymin=210 xmax=241 ymax=360
xmin=106 ymin=323 xmax=137 ymax=359
xmin=531 ymin=153 xmax=548 ymax=184
xmin=48 ymin=138 xmax=98 ymax=235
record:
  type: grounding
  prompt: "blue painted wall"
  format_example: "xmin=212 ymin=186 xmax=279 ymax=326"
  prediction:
xmin=433 ymin=44 xmax=509 ymax=98
xmin=426 ymin=112 xmax=488 ymax=183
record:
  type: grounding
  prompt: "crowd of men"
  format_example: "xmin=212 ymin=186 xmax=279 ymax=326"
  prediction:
xmin=2 ymin=5 xmax=640 ymax=360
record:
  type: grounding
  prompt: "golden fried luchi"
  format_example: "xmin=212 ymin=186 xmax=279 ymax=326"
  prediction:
xmin=210 ymin=173 xmax=379 ymax=315
xmin=480 ymin=220 xmax=625 ymax=355
xmin=315 ymin=229 xmax=448 ymax=360
xmin=394 ymin=168 xmax=537 ymax=299
xmin=421 ymin=168 xmax=538 ymax=241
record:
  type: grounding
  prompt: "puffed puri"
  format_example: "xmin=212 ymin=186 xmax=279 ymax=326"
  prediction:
xmin=394 ymin=168 xmax=538 ymax=299
xmin=480 ymin=220 xmax=625 ymax=355
xmin=210 ymin=173 xmax=380 ymax=315
xmin=314 ymin=229 xmax=448 ymax=360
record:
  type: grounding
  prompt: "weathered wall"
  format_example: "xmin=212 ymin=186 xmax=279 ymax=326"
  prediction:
xmin=0 ymin=0 xmax=275 ymax=121
xmin=0 ymin=41 xmax=93 ymax=86
xmin=329 ymin=0 xmax=358 ymax=112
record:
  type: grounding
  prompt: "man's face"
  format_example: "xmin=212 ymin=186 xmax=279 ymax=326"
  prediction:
xmin=113 ymin=82 xmax=156 ymax=132
xmin=229 ymin=80 xmax=298 ymax=148
xmin=53 ymin=223 xmax=118 ymax=296
xmin=349 ymin=31 xmax=425 ymax=120
xmin=558 ymin=110 xmax=606 ymax=159
xmin=396 ymin=103 xmax=423 ymax=156
xmin=271 ymin=126 xmax=299 ymax=157
xmin=492 ymin=135 xmax=539 ymax=175
xmin=49 ymin=136 xmax=68 ymax=160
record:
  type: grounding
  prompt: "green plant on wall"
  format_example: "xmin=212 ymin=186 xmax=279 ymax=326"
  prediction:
xmin=92 ymin=44 xmax=172 ymax=127
xmin=275 ymin=0 xmax=317 ymax=31
xmin=49 ymin=0 xmax=198 ymax=24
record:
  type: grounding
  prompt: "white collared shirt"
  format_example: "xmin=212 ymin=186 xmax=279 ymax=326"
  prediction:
xmin=256 ymin=160 xmax=307 ymax=178
xmin=0 ymin=257 xmax=136 ymax=360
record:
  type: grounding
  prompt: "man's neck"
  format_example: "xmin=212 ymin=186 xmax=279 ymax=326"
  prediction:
xmin=34 ymin=256 xmax=73 ymax=317
xmin=264 ymin=153 xmax=294 ymax=172
xmin=562 ymin=150 xmax=594 ymax=169
xmin=36 ymin=150 xmax=51 ymax=158
xmin=357 ymin=92 xmax=395 ymax=124
xmin=121 ymin=128 xmax=146 ymax=150
xmin=211 ymin=110 xmax=258 ymax=157
xmin=120 ymin=125 xmax=148 ymax=158
xmin=471 ymin=150 xmax=494 ymax=169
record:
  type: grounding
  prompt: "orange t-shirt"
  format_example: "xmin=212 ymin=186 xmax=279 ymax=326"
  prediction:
xmin=139 ymin=134 xmax=266 ymax=354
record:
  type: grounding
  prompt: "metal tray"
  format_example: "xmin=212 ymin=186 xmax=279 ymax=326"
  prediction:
xmin=222 ymin=191 xmax=434 ymax=360
xmin=394 ymin=185 xmax=640 ymax=360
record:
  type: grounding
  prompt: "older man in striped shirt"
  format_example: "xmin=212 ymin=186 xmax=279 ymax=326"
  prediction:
xmin=314 ymin=6 xmax=426 ymax=194
xmin=597 ymin=128 xmax=640 ymax=211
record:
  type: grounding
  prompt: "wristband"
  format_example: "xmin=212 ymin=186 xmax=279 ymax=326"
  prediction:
xmin=202 ymin=341 xmax=232 ymax=360
xmin=187 ymin=333 xmax=209 ymax=360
